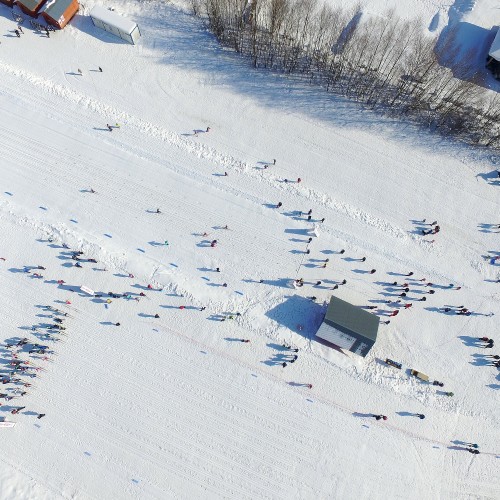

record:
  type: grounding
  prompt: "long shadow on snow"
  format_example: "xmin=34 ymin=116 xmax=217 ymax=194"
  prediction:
xmin=130 ymin=2 xmax=500 ymax=168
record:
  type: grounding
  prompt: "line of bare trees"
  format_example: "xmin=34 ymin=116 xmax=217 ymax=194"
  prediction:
xmin=191 ymin=0 xmax=500 ymax=149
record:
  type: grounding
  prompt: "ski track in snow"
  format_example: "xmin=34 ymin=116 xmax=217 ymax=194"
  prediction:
xmin=0 ymin=2 xmax=499 ymax=498
xmin=0 ymin=61 xmax=408 ymax=242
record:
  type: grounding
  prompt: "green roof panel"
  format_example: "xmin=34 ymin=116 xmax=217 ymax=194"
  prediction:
xmin=324 ymin=296 xmax=379 ymax=342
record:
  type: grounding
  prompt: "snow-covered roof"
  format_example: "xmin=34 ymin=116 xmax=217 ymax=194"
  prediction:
xmin=40 ymin=0 xmax=75 ymax=20
xmin=16 ymin=0 xmax=44 ymax=11
xmin=90 ymin=5 xmax=137 ymax=34
xmin=489 ymin=27 xmax=500 ymax=61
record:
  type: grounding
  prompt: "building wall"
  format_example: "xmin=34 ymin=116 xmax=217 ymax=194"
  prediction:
xmin=316 ymin=321 xmax=375 ymax=357
xmin=352 ymin=339 xmax=372 ymax=357
xmin=316 ymin=322 xmax=356 ymax=350
xmin=130 ymin=24 xmax=141 ymax=44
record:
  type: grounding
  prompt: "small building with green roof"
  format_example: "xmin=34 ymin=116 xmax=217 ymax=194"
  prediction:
xmin=315 ymin=296 xmax=379 ymax=357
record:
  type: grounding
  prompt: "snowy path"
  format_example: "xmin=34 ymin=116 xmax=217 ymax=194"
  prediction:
xmin=0 ymin=1 xmax=499 ymax=498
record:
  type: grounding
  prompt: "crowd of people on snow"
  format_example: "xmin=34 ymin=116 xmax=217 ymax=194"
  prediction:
xmin=1 ymin=151 xmax=496 ymax=456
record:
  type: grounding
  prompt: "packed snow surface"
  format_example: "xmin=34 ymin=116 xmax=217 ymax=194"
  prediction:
xmin=0 ymin=0 xmax=499 ymax=499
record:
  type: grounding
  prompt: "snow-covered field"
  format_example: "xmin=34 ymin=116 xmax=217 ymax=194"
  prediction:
xmin=0 ymin=0 xmax=499 ymax=498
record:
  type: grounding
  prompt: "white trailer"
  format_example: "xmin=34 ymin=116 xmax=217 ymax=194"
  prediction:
xmin=90 ymin=5 xmax=141 ymax=45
